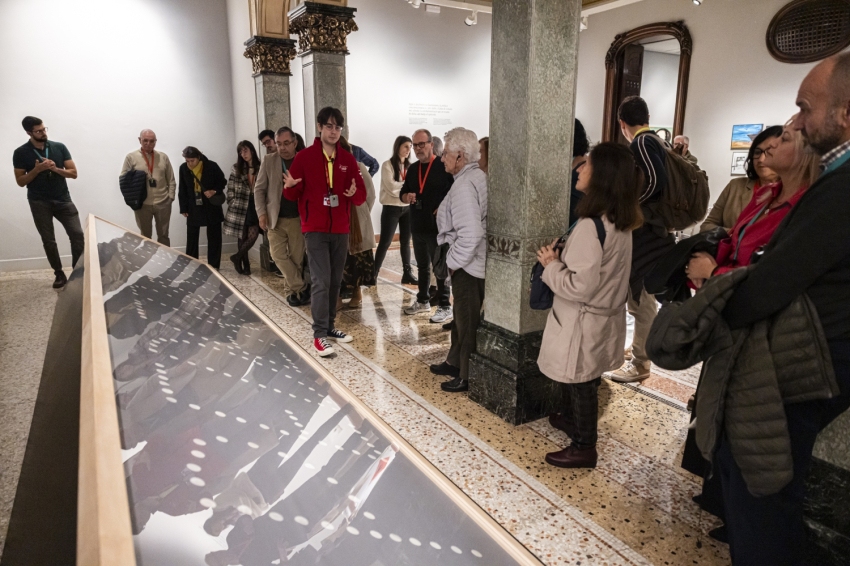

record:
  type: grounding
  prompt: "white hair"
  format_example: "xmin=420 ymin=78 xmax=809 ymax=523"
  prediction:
xmin=432 ymin=136 xmax=443 ymax=156
xmin=443 ymin=127 xmax=480 ymax=163
xmin=674 ymin=135 xmax=689 ymax=144
xmin=139 ymin=129 xmax=156 ymax=138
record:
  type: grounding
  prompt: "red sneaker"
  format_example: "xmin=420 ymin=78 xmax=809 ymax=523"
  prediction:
xmin=313 ymin=337 xmax=335 ymax=357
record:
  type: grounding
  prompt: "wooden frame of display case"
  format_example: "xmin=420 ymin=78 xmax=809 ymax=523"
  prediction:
xmin=78 ymin=214 xmax=542 ymax=565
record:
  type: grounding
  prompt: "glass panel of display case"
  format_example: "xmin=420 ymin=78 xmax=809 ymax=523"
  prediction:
xmin=94 ymin=219 xmax=534 ymax=566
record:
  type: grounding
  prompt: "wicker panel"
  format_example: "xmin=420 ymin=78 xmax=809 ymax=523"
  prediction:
xmin=768 ymin=0 xmax=850 ymax=63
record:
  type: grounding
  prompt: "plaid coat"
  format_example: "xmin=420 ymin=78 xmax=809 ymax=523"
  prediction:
xmin=224 ymin=166 xmax=252 ymax=237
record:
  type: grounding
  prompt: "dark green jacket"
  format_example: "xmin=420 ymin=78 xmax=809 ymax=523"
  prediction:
xmin=647 ymin=268 xmax=839 ymax=496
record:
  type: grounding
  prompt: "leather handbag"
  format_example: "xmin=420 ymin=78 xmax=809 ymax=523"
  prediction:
xmin=529 ymin=217 xmax=606 ymax=310
xmin=190 ymin=169 xmax=226 ymax=206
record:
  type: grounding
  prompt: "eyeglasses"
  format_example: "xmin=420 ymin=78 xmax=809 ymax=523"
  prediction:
xmin=322 ymin=123 xmax=343 ymax=132
xmin=32 ymin=127 xmax=48 ymax=134
xmin=412 ymin=141 xmax=432 ymax=150
xmin=753 ymin=148 xmax=768 ymax=159
xmin=278 ymin=139 xmax=296 ymax=147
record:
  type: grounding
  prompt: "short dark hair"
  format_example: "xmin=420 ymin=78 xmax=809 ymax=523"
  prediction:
xmin=573 ymin=119 xmax=589 ymax=157
xmin=258 ymin=129 xmax=275 ymax=142
xmin=575 ymin=142 xmax=644 ymax=231
xmin=745 ymin=125 xmax=783 ymax=181
xmin=22 ymin=116 xmax=42 ymax=133
xmin=617 ymin=96 xmax=650 ymax=128
xmin=317 ymin=107 xmax=344 ymax=128
xmin=182 ymin=146 xmax=203 ymax=160
xmin=275 ymin=126 xmax=295 ymax=140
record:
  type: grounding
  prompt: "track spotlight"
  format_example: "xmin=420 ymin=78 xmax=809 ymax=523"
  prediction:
xmin=464 ymin=10 xmax=478 ymax=26
xmin=692 ymin=0 xmax=701 ymax=4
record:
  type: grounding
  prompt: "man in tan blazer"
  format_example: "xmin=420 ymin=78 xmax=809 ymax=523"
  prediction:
xmin=255 ymin=127 xmax=309 ymax=306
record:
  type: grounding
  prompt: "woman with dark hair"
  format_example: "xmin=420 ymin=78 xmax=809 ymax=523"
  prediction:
xmin=536 ymin=142 xmax=643 ymax=469
xmin=338 ymin=136 xmax=377 ymax=309
xmin=224 ymin=141 xmax=261 ymax=274
xmin=374 ymin=135 xmax=416 ymax=284
xmin=294 ymin=133 xmax=306 ymax=153
xmin=568 ymin=119 xmax=590 ymax=226
xmin=701 ymin=126 xmax=782 ymax=232
xmin=178 ymin=146 xmax=227 ymax=269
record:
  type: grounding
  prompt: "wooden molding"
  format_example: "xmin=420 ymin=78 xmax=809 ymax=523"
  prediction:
xmin=250 ymin=0 xmax=292 ymax=39
xmin=77 ymin=215 xmax=136 ymax=566
xmin=602 ymin=21 xmax=693 ymax=142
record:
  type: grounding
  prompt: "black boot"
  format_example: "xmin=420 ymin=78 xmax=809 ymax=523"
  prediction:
xmin=242 ymin=254 xmax=251 ymax=275
xmin=401 ymin=266 xmax=418 ymax=285
xmin=230 ymin=253 xmax=244 ymax=274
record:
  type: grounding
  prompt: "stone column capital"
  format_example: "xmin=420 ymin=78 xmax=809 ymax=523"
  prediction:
xmin=289 ymin=2 xmax=358 ymax=55
xmin=244 ymin=36 xmax=298 ymax=77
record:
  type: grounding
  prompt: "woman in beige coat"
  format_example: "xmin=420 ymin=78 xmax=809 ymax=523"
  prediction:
xmin=536 ymin=143 xmax=644 ymax=469
xmin=339 ymin=145 xmax=377 ymax=308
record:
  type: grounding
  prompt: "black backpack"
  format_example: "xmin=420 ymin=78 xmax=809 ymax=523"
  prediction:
xmin=529 ymin=217 xmax=606 ymax=310
xmin=119 ymin=168 xmax=148 ymax=211
xmin=646 ymin=133 xmax=710 ymax=231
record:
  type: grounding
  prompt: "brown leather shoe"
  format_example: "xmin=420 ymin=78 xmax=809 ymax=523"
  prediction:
xmin=545 ymin=444 xmax=598 ymax=469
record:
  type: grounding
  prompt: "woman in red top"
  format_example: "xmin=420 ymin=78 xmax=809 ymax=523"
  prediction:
xmin=687 ymin=122 xmax=821 ymax=288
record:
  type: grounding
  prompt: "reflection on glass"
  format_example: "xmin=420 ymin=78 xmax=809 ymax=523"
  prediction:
xmin=95 ymin=220 xmax=523 ymax=565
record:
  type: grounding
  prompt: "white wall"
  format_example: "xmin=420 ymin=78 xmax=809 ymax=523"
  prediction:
xmin=225 ymin=0 xmax=492 ymax=234
xmin=0 ymin=0 xmax=237 ymax=271
xmin=576 ymin=0 xmax=817 ymax=201
xmin=641 ymin=51 xmax=679 ymax=130
xmin=227 ymin=0 xmax=262 ymax=144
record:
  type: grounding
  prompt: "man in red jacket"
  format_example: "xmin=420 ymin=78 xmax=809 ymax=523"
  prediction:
xmin=284 ymin=107 xmax=366 ymax=356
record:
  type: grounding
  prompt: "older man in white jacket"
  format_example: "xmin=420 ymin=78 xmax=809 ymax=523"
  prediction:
xmin=431 ymin=127 xmax=488 ymax=393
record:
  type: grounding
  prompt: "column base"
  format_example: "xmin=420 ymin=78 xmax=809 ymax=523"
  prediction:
xmin=468 ymin=321 xmax=559 ymax=425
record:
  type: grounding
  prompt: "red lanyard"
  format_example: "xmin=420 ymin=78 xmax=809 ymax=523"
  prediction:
xmin=141 ymin=150 xmax=155 ymax=174
xmin=418 ymin=156 xmax=435 ymax=194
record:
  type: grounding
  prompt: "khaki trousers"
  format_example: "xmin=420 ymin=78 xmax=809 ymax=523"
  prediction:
xmin=268 ymin=217 xmax=306 ymax=295
xmin=134 ymin=202 xmax=172 ymax=246
xmin=627 ymin=286 xmax=658 ymax=365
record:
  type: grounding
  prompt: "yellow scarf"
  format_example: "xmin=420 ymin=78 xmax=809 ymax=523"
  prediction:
xmin=191 ymin=161 xmax=204 ymax=194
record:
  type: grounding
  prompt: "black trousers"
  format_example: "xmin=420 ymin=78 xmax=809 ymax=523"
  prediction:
xmin=446 ymin=269 xmax=484 ymax=380
xmin=28 ymin=199 xmax=84 ymax=275
xmin=718 ymin=340 xmax=850 ymax=566
xmin=560 ymin=377 xmax=601 ymax=447
xmin=374 ymin=205 xmax=412 ymax=274
xmin=304 ymin=232 xmax=348 ymax=339
xmin=411 ymin=232 xmax=450 ymax=306
xmin=186 ymin=223 xmax=222 ymax=269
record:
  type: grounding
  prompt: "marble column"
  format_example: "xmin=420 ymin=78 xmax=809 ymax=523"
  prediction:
xmin=289 ymin=1 xmax=357 ymax=137
xmin=244 ymin=35 xmax=298 ymax=274
xmin=244 ymin=36 xmax=298 ymax=131
xmin=468 ymin=0 xmax=582 ymax=425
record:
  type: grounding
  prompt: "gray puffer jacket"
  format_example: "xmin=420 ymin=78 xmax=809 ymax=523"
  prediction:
xmin=647 ymin=268 xmax=839 ymax=496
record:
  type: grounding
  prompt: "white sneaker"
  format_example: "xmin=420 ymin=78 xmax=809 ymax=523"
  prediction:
xmin=604 ymin=360 xmax=651 ymax=383
xmin=403 ymin=300 xmax=431 ymax=315
xmin=430 ymin=306 xmax=453 ymax=324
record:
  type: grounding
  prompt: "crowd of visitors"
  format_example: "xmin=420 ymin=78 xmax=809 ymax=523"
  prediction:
xmin=13 ymin=50 xmax=850 ymax=565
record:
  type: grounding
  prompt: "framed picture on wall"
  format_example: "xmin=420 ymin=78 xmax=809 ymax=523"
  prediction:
xmin=731 ymin=124 xmax=763 ymax=149
xmin=731 ymin=151 xmax=749 ymax=176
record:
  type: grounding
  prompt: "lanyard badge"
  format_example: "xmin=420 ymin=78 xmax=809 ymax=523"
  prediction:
xmin=34 ymin=144 xmax=53 ymax=179
xmin=323 ymin=149 xmax=339 ymax=207
xmin=142 ymin=150 xmax=157 ymax=188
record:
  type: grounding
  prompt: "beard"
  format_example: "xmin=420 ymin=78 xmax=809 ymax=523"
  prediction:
xmin=805 ymin=109 xmax=846 ymax=155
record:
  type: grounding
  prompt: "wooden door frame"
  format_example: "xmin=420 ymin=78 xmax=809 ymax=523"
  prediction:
xmin=602 ymin=21 xmax=693 ymax=142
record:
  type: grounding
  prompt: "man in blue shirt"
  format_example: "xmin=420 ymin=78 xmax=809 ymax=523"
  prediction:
xmin=13 ymin=116 xmax=84 ymax=289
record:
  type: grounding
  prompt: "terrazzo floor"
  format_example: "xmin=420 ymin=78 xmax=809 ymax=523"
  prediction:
xmin=0 ymin=248 xmax=731 ymax=565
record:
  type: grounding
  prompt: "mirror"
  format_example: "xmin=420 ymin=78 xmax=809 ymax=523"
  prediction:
xmin=602 ymin=21 xmax=693 ymax=144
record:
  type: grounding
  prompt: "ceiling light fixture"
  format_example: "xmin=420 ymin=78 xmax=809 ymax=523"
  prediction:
xmin=464 ymin=10 xmax=478 ymax=26
xmin=411 ymin=0 xmax=422 ymax=8
xmin=692 ymin=0 xmax=701 ymax=5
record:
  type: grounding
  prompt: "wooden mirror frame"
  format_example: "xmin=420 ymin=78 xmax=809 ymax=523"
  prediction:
xmin=602 ymin=21 xmax=693 ymax=142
